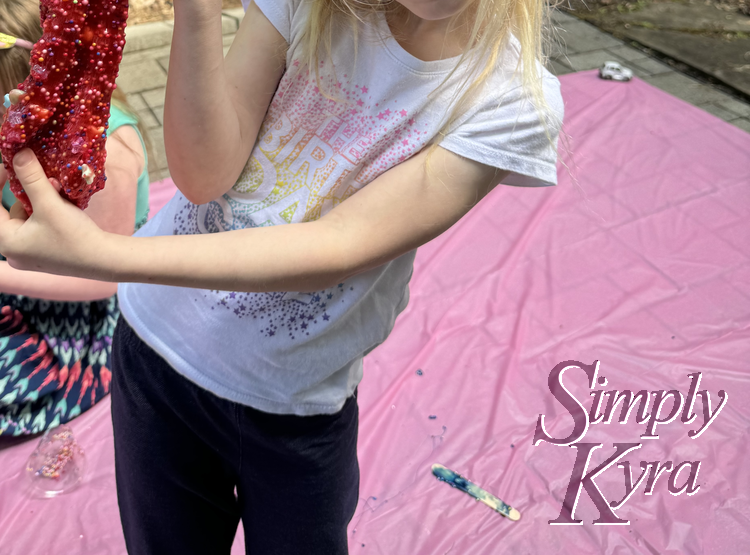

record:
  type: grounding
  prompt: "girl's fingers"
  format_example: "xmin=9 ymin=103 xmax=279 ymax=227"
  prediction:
xmin=9 ymin=200 xmax=29 ymax=221
xmin=12 ymin=149 xmax=57 ymax=213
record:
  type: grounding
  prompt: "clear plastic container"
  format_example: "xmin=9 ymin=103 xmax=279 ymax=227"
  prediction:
xmin=25 ymin=424 xmax=86 ymax=497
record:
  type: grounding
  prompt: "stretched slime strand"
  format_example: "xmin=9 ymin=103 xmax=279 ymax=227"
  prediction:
xmin=0 ymin=0 xmax=129 ymax=214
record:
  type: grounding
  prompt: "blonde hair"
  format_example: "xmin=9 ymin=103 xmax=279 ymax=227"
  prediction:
xmin=0 ymin=0 xmax=39 ymax=97
xmin=0 ymin=0 xmax=150 ymax=157
xmin=297 ymin=0 xmax=561 ymax=174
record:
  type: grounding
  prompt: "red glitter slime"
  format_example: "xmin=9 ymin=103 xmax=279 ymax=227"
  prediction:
xmin=0 ymin=0 xmax=129 ymax=214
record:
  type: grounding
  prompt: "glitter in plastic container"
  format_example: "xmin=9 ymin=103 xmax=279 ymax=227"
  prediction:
xmin=25 ymin=425 xmax=86 ymax=497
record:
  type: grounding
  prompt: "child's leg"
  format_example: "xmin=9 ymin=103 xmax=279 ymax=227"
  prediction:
xmin=237 ymin=389 xmax=360 ymax=555
xmin=110 ymin=318 xmax=242 ymax=554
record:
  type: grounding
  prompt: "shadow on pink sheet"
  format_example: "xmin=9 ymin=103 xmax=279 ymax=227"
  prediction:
xmin=0 ymin=70 xmax=748 ymax=554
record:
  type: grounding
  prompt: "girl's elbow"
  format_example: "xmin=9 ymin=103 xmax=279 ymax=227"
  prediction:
xmin=172 ymin=171 xmax=233 ymax=206
xmin=180 ymin=188 xmax=212 ymax=206
xmin=171 ymin=174 xmax=212 ymax=205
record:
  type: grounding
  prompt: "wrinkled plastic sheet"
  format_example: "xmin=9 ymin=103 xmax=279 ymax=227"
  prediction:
xmin=1 ymin=70 xmax=749 ymax=554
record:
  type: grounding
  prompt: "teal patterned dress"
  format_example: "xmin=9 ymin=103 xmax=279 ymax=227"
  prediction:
xmin=0 ymin=104 xmax=150 ymax=436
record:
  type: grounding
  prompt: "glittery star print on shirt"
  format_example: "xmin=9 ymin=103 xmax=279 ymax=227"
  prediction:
xmin=117 ymin=0 xmax=564 ymax=416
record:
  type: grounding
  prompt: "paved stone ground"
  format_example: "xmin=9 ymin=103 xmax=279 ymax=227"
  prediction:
xmin=558 ymin=2 xmax=750 ymax=97
xmin=116 ymin=8 xmax=750 ymax=183
xmin=547 ymin=11 xmax=750 ymax=130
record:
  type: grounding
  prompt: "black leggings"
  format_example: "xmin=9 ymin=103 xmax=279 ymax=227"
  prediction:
xmin=110 ymin=317 xmax=360 ymax=555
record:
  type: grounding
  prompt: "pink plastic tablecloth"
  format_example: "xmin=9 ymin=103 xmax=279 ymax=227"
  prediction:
xmin=147 ymin=175 xmax=177 ymax=217
xmin=1 ymin=70 xmax=748 ymax=554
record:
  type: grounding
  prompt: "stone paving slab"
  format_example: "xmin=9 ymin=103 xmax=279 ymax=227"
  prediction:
xmin=141 ymin=88 xmax=166 ymax=109
xmin=550 ymin=16 xmax=625 ymax=54
xmin=617 ymin=2 xmax=750 ymax=33
xmin=642 ymin=71 xmax=735 ymax=105
xmin=118 ymin=59 xmax=168 ymax=94
xmin=116 ymin=8 xmax=750 ymax=183
xmin=123 ymin=21 xmax=174 ymax=53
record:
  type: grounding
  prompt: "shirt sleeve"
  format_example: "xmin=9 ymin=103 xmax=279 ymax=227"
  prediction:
xmin=252 ymin=0 xmax=302 ymax=44
xmin=439 ymin=69 xmax=565 ymax=188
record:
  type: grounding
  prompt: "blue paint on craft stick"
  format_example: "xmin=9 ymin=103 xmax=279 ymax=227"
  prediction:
xmin=431 ymin=464 xmax=520 ymax=521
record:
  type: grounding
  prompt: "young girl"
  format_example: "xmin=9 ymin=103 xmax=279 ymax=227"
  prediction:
xmin=0 ymin=0 xmax=563 ymax=552
xmin=0 ymin=0 xmax=150 ymax=437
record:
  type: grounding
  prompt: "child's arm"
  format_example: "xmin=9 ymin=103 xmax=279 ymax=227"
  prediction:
xmin=0 ymin=127 xmax=142 ymax=301
xmin=0 ymin=264 xmax=117 ymax=301
xmin=165 ymin=0 xmax=287 ymax=205
xmin=0 ymin=146 xmax=511 ymax=292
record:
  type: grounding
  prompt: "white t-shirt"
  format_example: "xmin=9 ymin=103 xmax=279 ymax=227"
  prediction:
xmin=118 ymin=0 xmax=564 ymax=415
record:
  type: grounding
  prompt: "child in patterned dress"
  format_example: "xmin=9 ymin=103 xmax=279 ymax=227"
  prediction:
xmin=0 ymin=0 xmax=150 ymax=437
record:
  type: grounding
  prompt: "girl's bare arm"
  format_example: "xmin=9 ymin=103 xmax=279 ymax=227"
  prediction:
xmin=165 ymin=0 xmax=287 ymax=205
xmin=0 ymin=146 xmax=510 ymax=293
xmin=0 ymin=126 xmax=142 ymax=301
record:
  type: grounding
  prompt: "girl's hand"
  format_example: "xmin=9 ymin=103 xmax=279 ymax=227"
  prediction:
xmin=0 ymin=149 xmax=108 ymax=279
